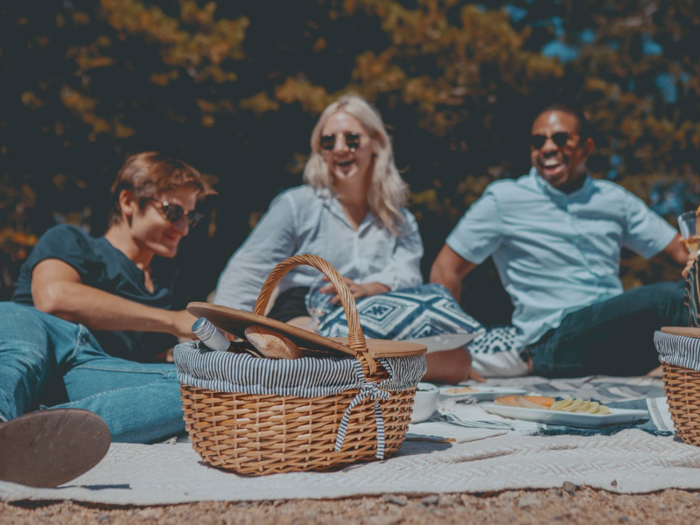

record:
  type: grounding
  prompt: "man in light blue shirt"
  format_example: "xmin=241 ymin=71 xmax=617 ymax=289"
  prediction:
xmin=431 ymin=102 xmax=689 ymax=379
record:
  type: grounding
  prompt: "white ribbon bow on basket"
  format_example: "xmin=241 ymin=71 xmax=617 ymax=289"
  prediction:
xmin=334 ymin=381 xmax=391 ymax=459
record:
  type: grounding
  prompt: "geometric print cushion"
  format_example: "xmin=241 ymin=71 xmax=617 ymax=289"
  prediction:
xmin=467 ymin=325 xmax=523 ymax=355
xmin=466 ymin=325 xmax=529 ymax=377
xmin=319 ymin=283 xmax=485 ymax=348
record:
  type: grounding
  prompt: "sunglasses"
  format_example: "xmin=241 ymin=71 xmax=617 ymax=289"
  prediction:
xmin=320 ymin=132 xmax=362 ymax=152
xmin=148 ymin=198 xmax=203 ymax=228
xmin=530 ymin=132 xmax=579 ymax=150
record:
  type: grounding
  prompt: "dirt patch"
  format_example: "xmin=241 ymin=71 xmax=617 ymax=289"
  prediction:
xmin=3 ymin=487 xmax=699 ymax=524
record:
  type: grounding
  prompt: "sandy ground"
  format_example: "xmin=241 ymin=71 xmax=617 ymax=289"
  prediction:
xmin=3 ymin=487 xmax=700 ymax=524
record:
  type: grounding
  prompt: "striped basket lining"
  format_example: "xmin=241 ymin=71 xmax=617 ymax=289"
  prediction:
xmin=174 ymin=341 xmax=426 ymax=396
xmin=174 ymin=341 xmax=426 ymax=462
xmin=655 ymin=331 xmax=700 ymax=373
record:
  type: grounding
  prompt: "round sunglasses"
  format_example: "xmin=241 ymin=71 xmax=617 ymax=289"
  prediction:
xmin=530 ymin=132 xmax=580 ymax=150
xmin=148 ymin=197 xmax=203 ymax=228
xmin=320 ymin=132 xmax=362 ymax=152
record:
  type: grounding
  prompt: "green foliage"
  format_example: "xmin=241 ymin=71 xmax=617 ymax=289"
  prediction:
xmin=0 ymin=0 xmax=698 ymax=316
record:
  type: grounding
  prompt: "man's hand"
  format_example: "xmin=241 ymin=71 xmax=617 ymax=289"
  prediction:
xmin=321 ymin=277 xmax=389 ymax=305
xmin=170 ymin=310 xmax=198 ymax=339
xmin=683 ymin=252 xmax=698 ymax=279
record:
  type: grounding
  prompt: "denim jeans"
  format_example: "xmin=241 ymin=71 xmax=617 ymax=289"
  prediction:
xmin=529 ymin=280 xmax=687 ymax=378
xmin=0 ymin=302 xmax=184 ymax=442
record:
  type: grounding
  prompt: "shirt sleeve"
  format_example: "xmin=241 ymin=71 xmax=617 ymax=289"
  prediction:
xmin=364 ymin=210 xmax=424 ymax=290
xmin=622 ymin=190 xmax=677 ymax=258
xmin=24 ymin=225 xmax=102 ymax=284
xmin=214 ymin=192 xmax=298 ymax=312
xmin=445 ymin=188 xmax=503 ymax=265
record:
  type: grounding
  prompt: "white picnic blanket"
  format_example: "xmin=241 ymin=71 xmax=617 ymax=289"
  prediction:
xmin=2 ymin=430 xmax=700 ymax=504
xmin=2 ymin=375 xmax=698 ymax=504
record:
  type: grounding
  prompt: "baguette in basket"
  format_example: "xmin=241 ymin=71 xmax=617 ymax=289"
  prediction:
xmin=244 ymin=326 xmax=302 ymax=359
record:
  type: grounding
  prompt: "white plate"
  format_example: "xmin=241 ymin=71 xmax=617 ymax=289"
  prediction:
xmin=439 ymin=386 xmax=526 ymax=402
xmin=405 ymin=334 xmax=477 ymax=353
xmin=482 ymin=404 xmax=649 ymax=429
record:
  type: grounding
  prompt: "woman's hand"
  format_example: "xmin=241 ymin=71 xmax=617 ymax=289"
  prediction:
xmin=321 ymin=277 xmax=389 ymax=305
xmin=683 ymin=252 xmax=698 ymax=279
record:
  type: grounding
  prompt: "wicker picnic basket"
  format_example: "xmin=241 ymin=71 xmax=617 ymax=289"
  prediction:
xmin=656 ymin=327 xmax=700 ymax=447
xmin=174 ymin=254 xmax=426 ymax=476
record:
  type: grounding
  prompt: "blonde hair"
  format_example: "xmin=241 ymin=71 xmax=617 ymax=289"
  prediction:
xmin=303 ymin=94 xmax=409 ymax=235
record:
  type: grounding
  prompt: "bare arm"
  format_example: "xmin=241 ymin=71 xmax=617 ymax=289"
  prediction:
xmin=662 ymin=233 xmax=690 ymax=266
xmin=426 ymin=245 xmax=485 ymax=383
xmin=32 ymin=259 xmax=195 ymax=339
xmin=429 ymin=245 xmax=478 ymax=301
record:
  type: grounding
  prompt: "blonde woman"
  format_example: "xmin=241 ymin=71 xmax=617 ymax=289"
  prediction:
xmin=216 ymin=95 xmax=486 ymax=383
xmin=214 ymin=94 xmax=423 ymax=323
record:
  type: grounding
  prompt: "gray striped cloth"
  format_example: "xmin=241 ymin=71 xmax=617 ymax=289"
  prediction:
xmin=174 ymin=342 xmax=426 ymax=459
xmin=654 ymin=331 xmax=700 ymax=372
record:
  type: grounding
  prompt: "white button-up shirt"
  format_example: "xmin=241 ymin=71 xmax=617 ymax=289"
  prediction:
xmin=447 ymin=168 xmax=677 ymax=348
xmin=214 ymin=185 xmax=424 ymax=312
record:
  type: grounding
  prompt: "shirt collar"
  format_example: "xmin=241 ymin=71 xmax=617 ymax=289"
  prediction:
xmin=318 ymin=186 xmax=376 ymax=231
xmin=528 ymin=167 xmax=593 ymax=202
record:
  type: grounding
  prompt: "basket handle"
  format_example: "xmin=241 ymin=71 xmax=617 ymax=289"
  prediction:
xmin=253 ymin=254 xmax=377 ymax=374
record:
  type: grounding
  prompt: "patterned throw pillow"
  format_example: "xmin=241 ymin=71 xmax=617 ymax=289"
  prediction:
xmin=318 ymin=284 xmax=485 ymax=352
xmin=467 ymin=325 xmax=523 ymax=355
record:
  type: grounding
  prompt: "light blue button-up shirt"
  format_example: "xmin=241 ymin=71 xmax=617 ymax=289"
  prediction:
xmin=215 ymin=185 xmax=424 ymax=312
xmin=447 ymin=168 xmax=677 ymax=347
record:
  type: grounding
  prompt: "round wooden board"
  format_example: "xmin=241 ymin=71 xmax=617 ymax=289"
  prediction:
xmin=187 ymin=302 xmax=426 ymax=358
xmin=661 ymin=326 xmax=700 ymax=339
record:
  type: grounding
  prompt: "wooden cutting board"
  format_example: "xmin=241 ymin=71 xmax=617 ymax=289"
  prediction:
xmin=187 ymin=302 xmax=426 ymax=358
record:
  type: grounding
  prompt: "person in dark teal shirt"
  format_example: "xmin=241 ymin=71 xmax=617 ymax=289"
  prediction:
xmin=0 ymin=152 xmax=212 ymax=488
xmin=13 ymin=224 xmax=178 ymax=362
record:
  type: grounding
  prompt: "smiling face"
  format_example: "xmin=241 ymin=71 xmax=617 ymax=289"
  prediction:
xmin=129 ymin=186 xmax=198 ymax=258
xmin=530 ymin=110 xmax=593 ymax=193
xmin=320 ymin=111 xmax=374 ymax=186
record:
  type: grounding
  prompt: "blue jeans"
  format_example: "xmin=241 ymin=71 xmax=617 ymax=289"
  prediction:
xmin=0 ymin=302 xmax=184 ymax=442
xmin=529 ymin=281 xmax=687 ymax=378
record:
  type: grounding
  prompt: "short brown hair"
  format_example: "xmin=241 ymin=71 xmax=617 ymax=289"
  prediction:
xmin=108 ymin=152 xmax=213 ymax=225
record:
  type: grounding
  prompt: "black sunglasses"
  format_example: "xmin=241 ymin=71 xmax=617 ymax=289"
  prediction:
xmin=530 ymin=132 xmax=579 ymax=150
xmin=148 ymin=198 xmax=203 ymax=228
xmin=320 ymin=132 xmax=362 ymax=152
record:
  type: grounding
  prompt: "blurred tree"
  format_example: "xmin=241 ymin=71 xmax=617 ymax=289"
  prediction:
xmin=0 ymin=0 xmax=698 ymax=321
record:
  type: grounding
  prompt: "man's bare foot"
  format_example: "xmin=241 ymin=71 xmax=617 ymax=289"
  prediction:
xmin=154 ymin=348 xmax=175 ymax=362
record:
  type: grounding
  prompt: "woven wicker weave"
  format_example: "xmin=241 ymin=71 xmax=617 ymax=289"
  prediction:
xmin=180 ymin=254 xmax=420 ymax=475
xmin=661 ymin=362 xmax=700 ymax=447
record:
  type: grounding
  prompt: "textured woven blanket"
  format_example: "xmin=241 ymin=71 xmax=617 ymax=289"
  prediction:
xmin=2 ymin=430 xmax=700 ymax=504
xmin=2 ymin=375 xmax=698 ymax=505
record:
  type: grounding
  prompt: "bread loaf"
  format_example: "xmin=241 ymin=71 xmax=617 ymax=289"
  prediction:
xmin=244 ymin=326 xmax=302 ymax=359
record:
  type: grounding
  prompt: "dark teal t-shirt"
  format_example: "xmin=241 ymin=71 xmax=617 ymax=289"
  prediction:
xmin=13 ymin=224 xmax=178 ymax=361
